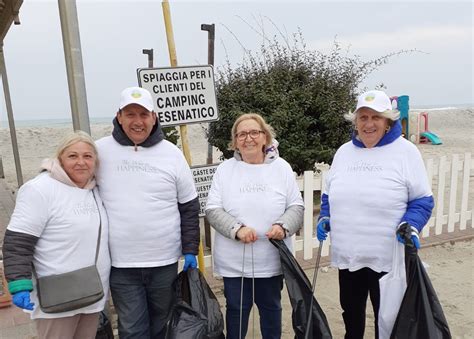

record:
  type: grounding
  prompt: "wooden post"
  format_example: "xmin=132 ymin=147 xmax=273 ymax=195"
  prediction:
xmin=161 ymin=0 xmax=205 ymax=273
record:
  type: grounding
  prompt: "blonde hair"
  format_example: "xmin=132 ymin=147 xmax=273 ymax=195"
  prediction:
xmin=229 ymin=113 xmax=276 ymax=150
xmin=56 ymin=130 xmax=98 ymax=165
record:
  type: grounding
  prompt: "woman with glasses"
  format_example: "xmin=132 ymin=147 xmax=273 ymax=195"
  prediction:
xmin=206 ymin=113 xmax=304 ymax=339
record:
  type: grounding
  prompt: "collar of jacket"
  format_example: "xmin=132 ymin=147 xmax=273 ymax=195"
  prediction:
xmin=40 ymin=158 xmax=96 ymax=189
xmin=351 ymin=120 xmax=402 ymax=148
xmin=111 ymin=117 xmax=165 ymax=148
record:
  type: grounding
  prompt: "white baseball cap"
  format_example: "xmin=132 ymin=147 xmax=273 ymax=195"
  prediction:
xmin=119 ymin=87 xmax=154 ymax=111
xmin=355 ymin=90 xmax=392 ymax=113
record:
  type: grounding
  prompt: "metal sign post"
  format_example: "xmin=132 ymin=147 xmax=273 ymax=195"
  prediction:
xmin=200 ymin=23 xmax=216 ymax=248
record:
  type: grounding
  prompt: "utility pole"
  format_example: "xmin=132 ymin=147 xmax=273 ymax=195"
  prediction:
xmin=143 ymin=49 xmax=154 ymax=68
xmin=201 ymin=24 xmax=215 ymax=165
xmin=0 ymin=44 xmax=22 ymax=186
xmin=58 ymin=0 xmax=90 ymax=133
xmin=200 ymin=23 xmax=215 ymax=249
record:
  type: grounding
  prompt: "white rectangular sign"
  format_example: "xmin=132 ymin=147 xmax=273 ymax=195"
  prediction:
xmin=137 ymin=65 xmax=219 ymax=127
xmin=191 ymin=163 xmax=219 ymax=217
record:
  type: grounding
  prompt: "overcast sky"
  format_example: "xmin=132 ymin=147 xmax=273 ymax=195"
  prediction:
xmin=0 ymin=0 xmax=472 ymax=121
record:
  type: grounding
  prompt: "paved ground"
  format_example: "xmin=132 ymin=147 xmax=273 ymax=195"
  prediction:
xmin=0 ymin=180 xmax=37 ymax=339
xmin=0 ymin=178 xmax=472 ymax=338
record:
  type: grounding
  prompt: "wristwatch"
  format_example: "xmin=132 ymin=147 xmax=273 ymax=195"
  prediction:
xmin=273 ymin=222 xmax=289 ymax=238
xmin=233 ymin=222 xmax=245 ymax=240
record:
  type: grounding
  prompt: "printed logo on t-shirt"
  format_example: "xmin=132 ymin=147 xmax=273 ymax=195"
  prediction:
xmin=239 ymin=182 xmax=270 ymax=194
xmin=73 ymin=202 xmax=98 ymax=215
xmin=346 ymin=161 xmax=383 ymax=172
xmin=117 ymin=159 xmax=160 ymax=173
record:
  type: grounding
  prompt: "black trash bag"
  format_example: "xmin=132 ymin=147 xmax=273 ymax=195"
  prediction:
xmin=95 ymin=310 xmax=114 ymax=339
xmin=166 ymin=268 xmax=225 ymax=339
xmin=391 ymin=224 xmax=452 ymax=339
xmin=270 ymin=239 xmax=332 ymax=339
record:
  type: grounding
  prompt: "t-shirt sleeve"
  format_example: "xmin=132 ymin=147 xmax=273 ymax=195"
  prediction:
xmin=7 ymin=182 xmax=48 ymax=237
xmin=323 ymin=149 xmax=340 ymax=196
xmin=284 ymin=162 xmax=304 ymax=208
xmin=404 ymin=145 xmax=432 ymax=200
xmin=176 ymin=154 xmax=198 ymax=204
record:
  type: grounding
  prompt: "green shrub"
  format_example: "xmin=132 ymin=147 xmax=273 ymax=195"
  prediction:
xmin=208 ymin=31 xmax=407 ymax=174
xmin=163 ymin=126 xmax=179 ymax=145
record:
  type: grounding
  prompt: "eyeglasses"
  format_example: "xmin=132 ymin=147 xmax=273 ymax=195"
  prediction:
xmin=235 ymin=130 xmax=265 ymax=141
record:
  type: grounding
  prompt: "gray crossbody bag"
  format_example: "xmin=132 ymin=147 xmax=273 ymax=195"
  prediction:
xmin=33 ymin=190 xmax=104 ymax=313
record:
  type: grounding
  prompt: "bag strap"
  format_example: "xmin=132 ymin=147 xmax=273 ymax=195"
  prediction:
xmin=391 ymin=239 xmax=404 ymax=275
xmin=92 ymin=189 xmax=102 ymax=264
xmin=32 ymin=189 xmax=102 ymax=279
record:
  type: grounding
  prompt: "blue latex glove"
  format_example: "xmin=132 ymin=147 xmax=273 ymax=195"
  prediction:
xmin=397 ymin=223 xmax=420 ymax=249
xmin=12 ymin=291 xmax=35 ymax=311
xmin=183 ymin=254 xmax=197 ymax=271
xmin=316 ymin=217 xmax=330 ymax=241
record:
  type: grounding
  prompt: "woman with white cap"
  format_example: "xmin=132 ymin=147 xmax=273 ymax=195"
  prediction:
xmin=316 ymin=90 xmax=434 ymax=339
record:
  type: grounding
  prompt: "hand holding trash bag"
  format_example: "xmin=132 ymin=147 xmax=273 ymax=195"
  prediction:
xmin=183 ymin=254 xmax=197 ymax=271
xmin=390 ymin=223 xmax=452 ymax=339
xmin=316 ymin=217 xmax=330 ymax=241
xmin=396 ymin=222 xmax=420 ymax=249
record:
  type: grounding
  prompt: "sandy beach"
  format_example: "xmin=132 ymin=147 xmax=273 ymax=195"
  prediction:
xmin=215 ymin=239 xmax=473 ymax=338
xmin=0 ymin=107 xmax=473 ymax=337
xmin=1 ymin=108 xmax=472 ymax=191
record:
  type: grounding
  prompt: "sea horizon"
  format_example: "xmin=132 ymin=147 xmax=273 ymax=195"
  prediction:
xmin=0 ymin=104 xmax=472 ymax=128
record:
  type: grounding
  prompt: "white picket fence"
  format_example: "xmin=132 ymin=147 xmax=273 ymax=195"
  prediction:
xmin=201 ymin=153 xmax=473 ymax=267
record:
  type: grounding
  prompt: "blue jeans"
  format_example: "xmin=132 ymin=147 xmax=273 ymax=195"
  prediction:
xmin=223 ymin=275 xmax=283 ymax=339
xmin=110 ymin=263 xmax=178 ymax=339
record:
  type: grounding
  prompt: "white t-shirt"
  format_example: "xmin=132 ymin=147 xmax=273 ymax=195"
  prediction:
xmin=7 ymin=172 xmax=110 ymax=319
xmin=206 ymin=157 xmax=304 ymax=278
xmin=96 ymin=136 xmax=197 ymax=267
xmin=324 ymin=137 xmax=432 ymax=273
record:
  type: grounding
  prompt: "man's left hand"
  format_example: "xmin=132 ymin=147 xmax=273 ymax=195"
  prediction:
xmin=183 ymin=254 xmax=197 ymax=271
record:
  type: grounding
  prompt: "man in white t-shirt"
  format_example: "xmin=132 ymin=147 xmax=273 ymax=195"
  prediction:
xmin=96 ymin=87 xmax=200 ymax=339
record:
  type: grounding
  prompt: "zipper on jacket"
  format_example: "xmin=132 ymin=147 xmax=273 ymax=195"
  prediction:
xmin=134 ymin=144 xmax=138 ymax=151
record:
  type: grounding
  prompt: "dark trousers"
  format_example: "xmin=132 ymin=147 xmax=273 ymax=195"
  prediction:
xmin=223 ymin=275 xmax=283 ymax=339
xmin=339 ymin=268 xmax=387 ymax=339
xmin=110 ymin=263 xmax=178 ymax=339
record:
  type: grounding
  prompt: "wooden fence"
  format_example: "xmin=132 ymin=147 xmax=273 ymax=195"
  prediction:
xmin=201 ymin=153 xmax=473 ymax=267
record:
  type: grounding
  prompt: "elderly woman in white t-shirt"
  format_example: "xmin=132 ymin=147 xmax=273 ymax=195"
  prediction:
xmin=206 ymin=113 xmax=304 ymax=339
xmin=316 ymin=90 xmax=434 ymax=339
xmin=3 ymin=131 xmax=110 ymax=339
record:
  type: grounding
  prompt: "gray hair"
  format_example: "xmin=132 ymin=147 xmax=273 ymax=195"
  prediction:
xmin=55 ymin=130 xmax=98 ymax=165
xmin=344 ymin=108 xmax=400 ymax=125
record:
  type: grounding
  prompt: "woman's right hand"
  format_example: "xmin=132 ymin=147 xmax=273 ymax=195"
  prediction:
xmin=236 ymin=226 xmax=258 ymax=243
xmin=316 ymin=217 xmax=331 ymax=241
xmin=12 ymin=291 xmax=35 ymax=311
